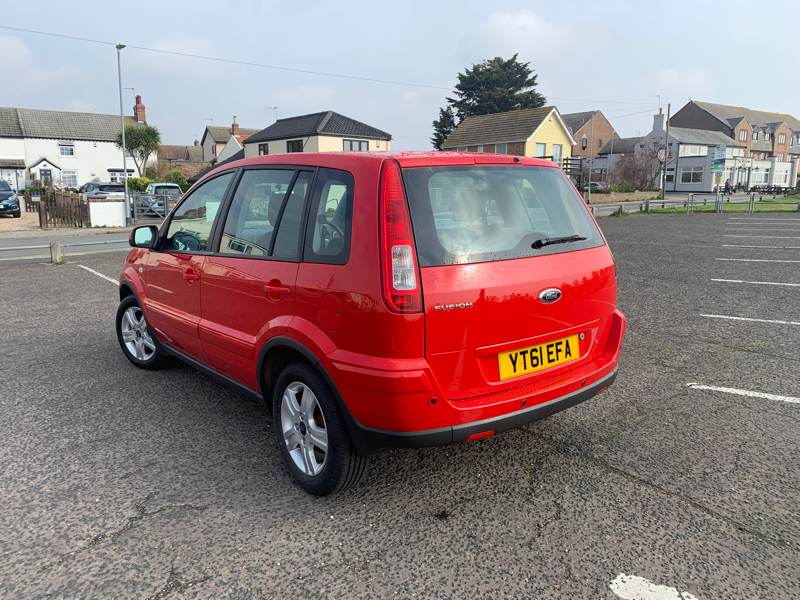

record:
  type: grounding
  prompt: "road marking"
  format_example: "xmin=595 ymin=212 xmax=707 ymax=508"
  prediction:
xmin=721 ymin=244 xmax=800 ymax=250
xmin=724 ymin=228 xmax=800 ymax=232
xmin=724 ymin=235 xmax=800 ymax=239
xmin=610 ymin=574 xmax=699 ymax=600
xmin=687 ymin=383 xmax=800 ymax=405
xmin=711 ymin=278 xmax=800 ymax=287
xmin=700 ymin=313 xmax=800 ymax=326
xmin=77 ymin=264 xmax=119 ymax=286
xmin=727 ymin=218 xmax=800 ymax=221
xmin=715 ymin=257 xmax=800 ymax=263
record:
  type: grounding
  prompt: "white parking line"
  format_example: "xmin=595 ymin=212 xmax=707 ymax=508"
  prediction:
xmin=724 ymin=235 xmax=800 ymax=239
xmin=687 ymin=383 xmax=800 ymax=405
xmin=610 ymin=574 xmax=699 ymax=600
xmin=700 ymin=313 xmax=800 ymax=326
xmin=724 ymin=228 xmax=800 ymax=232
xmin=727 ymin=218 xmax=800 ymax=221
xmin=715 ymin=257 xmax=800 ymax=263
xmin=711 ymin=278 xmax=800 ymax=287
xmin=77 ymin=264 xmax=119 ymax=286
xmin=721 ymin=244 xmax=800 ymax=250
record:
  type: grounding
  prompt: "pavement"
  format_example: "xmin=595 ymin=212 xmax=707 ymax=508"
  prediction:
xmin=1 ymin=214 xmax=799 ymax=598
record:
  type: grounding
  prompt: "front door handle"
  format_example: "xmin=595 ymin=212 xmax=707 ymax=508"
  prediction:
xmin=184 ymin=268 xmax=200 ymax=284
xmin=264 ymin=280 xmax=291 ymax=299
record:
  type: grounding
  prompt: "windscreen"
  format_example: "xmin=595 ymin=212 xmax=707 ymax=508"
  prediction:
xmin=99 ymin=185 xmax=125 ymax=192
xmin=402 ymin=165 xmax=604 ymax=267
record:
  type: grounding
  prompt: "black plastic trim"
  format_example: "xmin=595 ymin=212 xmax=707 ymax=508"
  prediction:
xmin=358 ymin=370 xmax=618 ymax=448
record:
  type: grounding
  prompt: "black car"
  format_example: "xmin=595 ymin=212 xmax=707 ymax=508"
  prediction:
xmin=0 ymin=181 xmax=21 ymax=218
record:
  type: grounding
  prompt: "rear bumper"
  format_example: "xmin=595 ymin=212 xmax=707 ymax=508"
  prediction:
xmin=353 ymin=369 xmax=617 ymax=449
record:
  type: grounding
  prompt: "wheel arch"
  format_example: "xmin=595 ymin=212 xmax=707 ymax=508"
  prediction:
xmin=257 ymin=337 xmax=371 ymax=455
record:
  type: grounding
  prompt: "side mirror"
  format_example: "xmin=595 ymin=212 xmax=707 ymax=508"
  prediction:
xmin=129 ymin=225 xmax=158 ymax=248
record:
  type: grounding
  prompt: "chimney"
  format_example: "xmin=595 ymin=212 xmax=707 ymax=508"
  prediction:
xmin=133 ymin=95 xmax=146 ymax=123
xmin=231 ymin=115 xmax=240 ymax=136
xmin=652 ymin=108 xmax=665 ymax=133
xmin=193 ymin=139 xmax=200 ymax=146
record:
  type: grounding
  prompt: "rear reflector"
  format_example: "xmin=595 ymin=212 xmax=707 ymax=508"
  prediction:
xmin=466 ymin=430 xmax=496 ymax=442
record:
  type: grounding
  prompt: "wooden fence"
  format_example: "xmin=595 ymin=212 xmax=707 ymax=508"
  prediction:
xmin=23 ymin=190 xmax=90 ymax=229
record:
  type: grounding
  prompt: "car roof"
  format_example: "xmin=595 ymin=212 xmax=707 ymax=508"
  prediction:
xmin=194 ymin=151 xmax=560 ymax=188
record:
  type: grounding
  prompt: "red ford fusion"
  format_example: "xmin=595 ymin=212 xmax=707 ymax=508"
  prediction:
xmin=117 ymin=151 xmax=626 ymax=495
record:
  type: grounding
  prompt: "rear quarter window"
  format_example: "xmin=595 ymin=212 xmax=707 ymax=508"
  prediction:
xmin=402 ymin=165 xmax=604 ymax=266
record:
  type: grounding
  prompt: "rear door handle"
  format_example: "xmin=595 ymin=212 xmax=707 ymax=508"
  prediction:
xmin=264 ymin=281 xmax=291 ymax=299
xmin=184 ymin=269 xmax=200 ymax=284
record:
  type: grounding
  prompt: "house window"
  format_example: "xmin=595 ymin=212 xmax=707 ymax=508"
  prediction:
xmin=680 ymin=166 xmax=704 ymax=184
xmin=752 ymin=131 xmax=758 ymax=141
xmin=597 ymin=138 xmax=603 ymax=149
xmin=534 ymin=143 xmax=547 ymax=157
xmin=476 ymin=145 xmax=484 ymax=153
xmin=343 ymin=139 xmax=369 ymax=152
xmin=258 ymin=143 xmax=269 ymax=156
xmin=59 ymin=143 xmax=75 ymax=156
xmin=552 ymin=144 xmax=563 ymax=163
xmin=62 ymin=170 xmax=77 ymax=188
xmin=286 ymin=140 xmax=304 ymax=153
xmin=665 ymin=168 xmax=675 ymax=183
xmin=778 ymin=134 xmax=786 ymax=144
xmin=495 ymin=142 xmax=507 ymax=154
xmin=764 ymin=132 xmax=771 ymax=142
xmin=739 ymin=130 xmax=748 ymax=141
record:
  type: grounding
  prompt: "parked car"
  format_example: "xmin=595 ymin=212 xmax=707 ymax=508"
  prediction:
xmin=582 ymin=181 xmax=608 ymax=192
xmin=117 ymin=152 xmax=627 ymax=495
xmin=79 ymin=182 xmax=126 ymax=201
xmin=141 ymin=182 xmax=182 ymax=217
xmin=0 ymin=180 xmax=21 ymax=218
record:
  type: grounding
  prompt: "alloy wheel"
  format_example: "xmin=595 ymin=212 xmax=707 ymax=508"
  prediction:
xmin=120 ymin=306 xmax=156 ymax=361
xmin=280 ymin=381 xmax=328 ymax=476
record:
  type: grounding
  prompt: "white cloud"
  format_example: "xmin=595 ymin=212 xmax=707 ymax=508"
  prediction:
xmin=459 ymin=11 xmax=575 ymax=65
xmin=126 ymin=38 xmax=231 ymax=77
xmin=0 ymin=35 xmax=78 ymax=92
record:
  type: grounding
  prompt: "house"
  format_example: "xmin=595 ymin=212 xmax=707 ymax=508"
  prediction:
xmin=157 ymin=141 xmax=207 ymax=177
xmin=669 ymin=100 xmax=800 ymax=189
xmin=200 ymin=117 xmax=259 ymax=162
xmin=0 ymin=95 xmax=150 ymax=191
xmin=243 ymin=111 xmax=391 ymax=157
xmin=562 ymin=111 xmax=619 ymax=159
xmin=441 ymin=106 xmax=575 ymax=165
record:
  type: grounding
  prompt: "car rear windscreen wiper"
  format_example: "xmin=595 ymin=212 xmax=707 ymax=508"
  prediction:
xmin=531 ymin=235 xmax=587 ymax=249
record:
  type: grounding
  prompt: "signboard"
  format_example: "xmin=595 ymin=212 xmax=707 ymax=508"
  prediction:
xmin=712 ymin=159 xmax=725 ymax=173
xmin=657 ymin=147 xmax=666 ymax=162
xmin=713 ymin=144 xmax=726 ymax=161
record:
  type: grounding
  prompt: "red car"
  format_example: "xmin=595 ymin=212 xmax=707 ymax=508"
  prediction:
xmin=118 ymin=152 xmax=626 ymax=495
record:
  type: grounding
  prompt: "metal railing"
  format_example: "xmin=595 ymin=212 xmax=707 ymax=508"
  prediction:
xmin=130 ymin=192 xmax=180 ymax=224
xmin=589 ymin=191 xmax=799 ymax=217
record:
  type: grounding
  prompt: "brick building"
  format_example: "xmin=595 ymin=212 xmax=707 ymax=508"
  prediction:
xmin=562 ymin=111 xmax=619 ymax=159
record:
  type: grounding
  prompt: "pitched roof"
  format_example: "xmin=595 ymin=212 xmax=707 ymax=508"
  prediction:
xmin=187 ymin=148 xmax=244 ymax=184
xmin=692 ymin=101 xmax=800 ymax=131
xmin=562 ymin=111 xmax=597 ymax=135
xmin=442 ymin=106 xmax=563 ymax=148
xmin=599 ymin=136 xmax=642 ymax=155
xmin=203 ymin=125 xmax=260 ymax=144
xmin=158 ymin=144 xmax=206 ymax=162
xmin=245 ymin=111 xmax=392 ymax=144
xmin=667 ymin=126 xmax=741 ymax=146
xmin=0 ymin=107 xmax=136 ymax=141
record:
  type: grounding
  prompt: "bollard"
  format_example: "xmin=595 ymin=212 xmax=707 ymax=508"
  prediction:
xmin=50 ymin=241 xmax=64 ymax=264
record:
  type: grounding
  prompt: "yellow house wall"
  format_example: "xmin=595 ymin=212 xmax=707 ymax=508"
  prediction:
xmin=524 ymin=112 xmax=573 ymax=160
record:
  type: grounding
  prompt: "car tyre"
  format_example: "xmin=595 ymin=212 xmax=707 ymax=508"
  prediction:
xmin=273 ymin=363 xmax=367 ymax=495
xmin=13 ymin=211 xmax=21 ymax=218
xmin=116 ymin=295 xmax=170 ymax=370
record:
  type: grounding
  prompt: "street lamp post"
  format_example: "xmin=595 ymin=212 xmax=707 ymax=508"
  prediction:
xmin=116 ymin=43 xmax=130 ymax=221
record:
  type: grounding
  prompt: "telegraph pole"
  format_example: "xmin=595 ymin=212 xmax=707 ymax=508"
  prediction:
xmin=660 ymin=103 xmax=671 ymax=200
xmin=116 ymin=43 xmax=130 ymax=218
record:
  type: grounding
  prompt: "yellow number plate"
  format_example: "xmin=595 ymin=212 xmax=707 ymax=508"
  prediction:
xmin=498 ymin=334 xmax=580 ymax=381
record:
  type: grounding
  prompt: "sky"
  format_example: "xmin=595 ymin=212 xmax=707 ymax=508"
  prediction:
xmin=2 ymin=0 xmax=798 ymax=149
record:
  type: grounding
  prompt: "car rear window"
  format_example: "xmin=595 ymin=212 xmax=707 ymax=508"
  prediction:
xmin=401 ymin=165 xmax=604 ymax=267
xmin=99 ymin=185 xmax=124 ymax=192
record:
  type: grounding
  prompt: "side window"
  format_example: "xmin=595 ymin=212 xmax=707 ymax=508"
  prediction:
xmin=165 ymin=172 xmax=233 ymax=252
xmin=273 ymin=171 xmax=313 ymax=260
xmin=219 ymin=169 xmax=296 ymax=257
xmin=305 ymin=168 xmax=354 ymax=264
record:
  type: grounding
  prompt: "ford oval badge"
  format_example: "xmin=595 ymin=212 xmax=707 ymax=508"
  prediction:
xmin=538 ymin=288 xmax=562 ymax=304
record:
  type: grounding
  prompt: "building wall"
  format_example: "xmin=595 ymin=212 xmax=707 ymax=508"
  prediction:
xmin=216 ymin=137 xmax=243 ymax=162
xmin=524 ymin=112 xmax=573 ymax=162
xmin=571 ymin=113 xmax=617 ymax=159
xmin=0 ymin=137 xmax=143 ymax=189
xmin=244 ymin=135 xmax=390 ymax=158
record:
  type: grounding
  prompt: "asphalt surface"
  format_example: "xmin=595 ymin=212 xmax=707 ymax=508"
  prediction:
xmin=1 ymin=213 xmax=799 ymax=598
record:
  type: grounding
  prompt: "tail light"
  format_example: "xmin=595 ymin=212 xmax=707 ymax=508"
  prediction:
xmin=379 ymin=159 xmax=422 ymax=313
